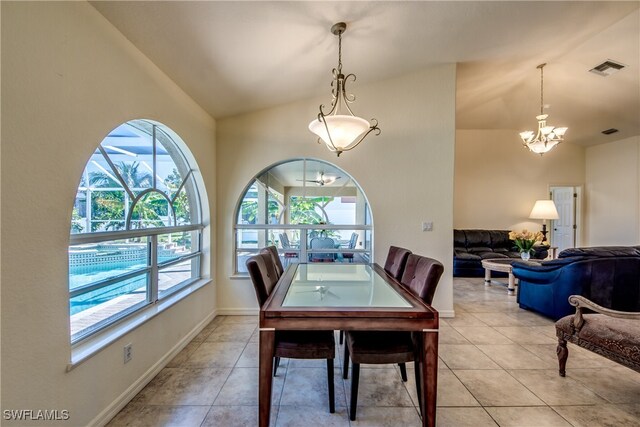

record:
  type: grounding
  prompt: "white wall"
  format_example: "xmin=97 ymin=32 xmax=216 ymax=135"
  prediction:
xmin=585 ymin=135 xmax=640 ymax=245
xmin=455 ymin=130 xmax=585 ymax=235
xmin=216 ymin=65 xmax=457 ymax=317
xmin=1 ymin=3 xmax=216 ymax=425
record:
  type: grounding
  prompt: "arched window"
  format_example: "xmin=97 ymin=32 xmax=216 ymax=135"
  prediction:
xmin=69 ymin=120 xmax=205 ymax=343
xmin=234 ymin=159 xmax=373 ymax=273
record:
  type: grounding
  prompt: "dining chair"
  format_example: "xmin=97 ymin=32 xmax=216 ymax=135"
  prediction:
xmin=279 ymin=233 xmax=298 ymax=264
xmin=260 ymin=245 xmax=284 ymax=278
xmin=342 ymin=232 xmax=359 ymax=263
xmin=342 ymin=254 xmax=444 ymax=421
xmin=384 ymin=246 xmax=412 ymax=280
xmin=309 ymin=236 xmax=336 ymax=262
xmin=246 ymin=253 xmax=336 ymax=413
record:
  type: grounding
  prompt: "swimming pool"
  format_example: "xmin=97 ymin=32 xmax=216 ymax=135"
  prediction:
xmin=69 ymin=243 xmax=181 ymax=315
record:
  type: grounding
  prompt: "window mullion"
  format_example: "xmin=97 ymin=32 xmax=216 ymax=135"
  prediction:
xmin=150 ymin=235 xmax=159 ymax=302
xmin=198 ymin=230 xmax=203 ymax=277
xmin=86 ymin=188 xmax=92 ymax=232
xmin=152 ymin=124 xmax=157 ymax=189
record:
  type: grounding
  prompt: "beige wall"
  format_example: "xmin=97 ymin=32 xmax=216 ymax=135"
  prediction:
xmin=585 ymin=135 xmax=640 ymax=245
xmin=217 ymin=66 xmax=457 ymax=316
xmin=1 ymin=3 xmax=216 ymax=425
xmin=454 ymin=130 xmax=585 ymax=234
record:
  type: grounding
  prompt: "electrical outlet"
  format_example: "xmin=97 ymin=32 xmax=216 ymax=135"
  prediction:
xmin=124 ymin=343 xmax=133 ymax=364
xmin=422 ymin=221 xmax=433 ymax=232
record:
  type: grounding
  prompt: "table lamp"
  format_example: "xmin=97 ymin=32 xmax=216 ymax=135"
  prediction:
xmin=529 ymin=200 xmax=559 ymax=243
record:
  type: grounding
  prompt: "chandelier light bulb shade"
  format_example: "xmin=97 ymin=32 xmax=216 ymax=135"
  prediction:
xmin=309 ymin=22 xmax=380 ymax=156
xmin=519 ymin=63 xmax=568 ymax=155
xmin=308 ymin=115 xmax=371 ymax=150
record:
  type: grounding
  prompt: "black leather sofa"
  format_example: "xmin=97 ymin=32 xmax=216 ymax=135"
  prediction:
xmin=513 ymin=246 xmax=640 ymax=319
xmin=453 ymin=229 xmax=548 ymax=277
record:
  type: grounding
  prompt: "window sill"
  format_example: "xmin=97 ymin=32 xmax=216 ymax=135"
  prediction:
xmin=67 ymin=278 xmax=212 ymax=372
xmin=229 ymin=274 xmax=249 ymax=280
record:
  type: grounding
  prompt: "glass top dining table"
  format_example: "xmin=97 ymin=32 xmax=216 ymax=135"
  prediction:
xmin=283 ymin=264 xmax=412 ymax=308
xmin=258 ymin=262 xmax=439 ymax=427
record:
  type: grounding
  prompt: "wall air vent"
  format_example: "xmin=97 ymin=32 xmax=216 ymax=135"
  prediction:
xmin=602 ymin=128 xmax=619 ymax=135
xmin=589 ymin=60 xmax=625 ymax=77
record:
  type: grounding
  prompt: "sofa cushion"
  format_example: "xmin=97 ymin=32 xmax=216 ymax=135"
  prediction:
xmin=506 ymin=251 xmax=523 ymax=259
xmin=479 ymin=252 xmax=508 ymax=260
xmin=454 ymin=229 xmax=467 ymax=249
xmin=559 ymin=246 xmax=640 ymax=259
xmin=468 ymin=246 xmax=493 ymax=254
xmin=466 ymin=230 xmax=491 ymax=248
xmin=489 ymin=230 xmax=512 ymax=250
xmin=454 ymin=252 xmax=481 ymax=261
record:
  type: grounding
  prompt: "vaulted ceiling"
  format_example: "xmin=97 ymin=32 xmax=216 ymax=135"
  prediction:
xmin=91 ymin=1 xmax=639 ymax=147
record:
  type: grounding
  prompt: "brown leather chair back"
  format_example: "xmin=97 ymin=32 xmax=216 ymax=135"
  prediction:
xmin=260 ymin=245 xmax=284 ymax=278
xmin=400 ymin=254 xmax=444 ymax=305
xmin=246 ymin=253 xmax=279 ymax=306
xmin=384 ymin=246 xmax=412 ymax=280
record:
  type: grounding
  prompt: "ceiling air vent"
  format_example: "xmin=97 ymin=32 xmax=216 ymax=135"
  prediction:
xmin=589 ymin=60 xmax=625 ymax=77
xmin=602 ymin=128 xmax=619 ymax=135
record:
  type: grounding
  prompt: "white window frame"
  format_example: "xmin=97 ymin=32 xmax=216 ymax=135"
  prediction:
xmin=69 ymin=120 xmax=205 ymax=346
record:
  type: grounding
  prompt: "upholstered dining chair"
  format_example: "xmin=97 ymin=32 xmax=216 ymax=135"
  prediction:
xmin=260 ymin=245 xmax=284 ymax=278
xmin=384 ymin=246 xmax=412 ymax=280
xmin=246 ymin=253 xmax=336 ymax=413
xmin=343 ymin=254 xmax=444 ymax=421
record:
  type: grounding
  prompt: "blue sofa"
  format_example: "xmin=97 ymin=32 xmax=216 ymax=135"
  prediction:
xmin=512 ymin=246 xmax=640 ymax=320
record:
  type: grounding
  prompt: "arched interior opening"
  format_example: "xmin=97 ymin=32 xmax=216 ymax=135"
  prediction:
xmin=233 ymin=158 xmax=373 ymax=273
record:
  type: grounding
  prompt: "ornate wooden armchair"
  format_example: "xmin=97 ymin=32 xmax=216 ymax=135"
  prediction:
xmin=556 ymin=295 xmax=640 ymax=377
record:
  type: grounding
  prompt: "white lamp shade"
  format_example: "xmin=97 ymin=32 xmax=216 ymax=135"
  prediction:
xmin=529 ymin=200 xmax=559 ymax=220
xmin=309 ymin=115 xmax=370 ymax=150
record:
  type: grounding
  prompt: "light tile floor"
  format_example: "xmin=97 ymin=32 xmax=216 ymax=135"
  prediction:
xmin=107 ymin=277 xmax=640 ymax=426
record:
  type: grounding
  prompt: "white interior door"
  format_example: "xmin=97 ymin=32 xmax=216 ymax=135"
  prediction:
xmin=550 ymin=187 xmax=576 ymax=252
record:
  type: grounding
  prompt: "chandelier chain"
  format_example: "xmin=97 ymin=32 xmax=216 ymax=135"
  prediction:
xmin=337 ymin=31 xmax=343 ymax=73
xmin=540 ymin=65 xmax=544 ymax=115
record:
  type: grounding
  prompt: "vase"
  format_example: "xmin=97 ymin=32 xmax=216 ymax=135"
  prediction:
xmin=520 ymin=251 xmax=531 ymax=261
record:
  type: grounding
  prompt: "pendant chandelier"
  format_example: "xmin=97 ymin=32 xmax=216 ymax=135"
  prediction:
xmin=519 ymin=63 xmax=568 ymax=155
xmin=309 ymin=22 xmax=380 ymax=157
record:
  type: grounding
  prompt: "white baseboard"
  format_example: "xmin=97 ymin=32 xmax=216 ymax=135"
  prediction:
xmin=217 ymin=307 xmax=259 ymax=316
xmin=438 ymin=309 xmax=455 ymax=318
xmin=89 ymin=309 xmax=218 ymax=427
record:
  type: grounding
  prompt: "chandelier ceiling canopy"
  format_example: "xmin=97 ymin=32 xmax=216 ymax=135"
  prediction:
xmin=308 ymin=22 xmax=380 ymax=157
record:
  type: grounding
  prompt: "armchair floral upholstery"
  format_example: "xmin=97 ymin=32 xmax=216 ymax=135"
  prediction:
xmin=556 ymin=295 xmax=640 ymax=376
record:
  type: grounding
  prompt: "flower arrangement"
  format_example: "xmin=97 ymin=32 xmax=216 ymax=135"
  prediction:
xmin=509 ymin=229 xmax=544 ymax=254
